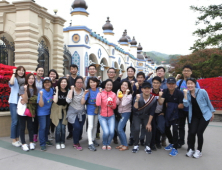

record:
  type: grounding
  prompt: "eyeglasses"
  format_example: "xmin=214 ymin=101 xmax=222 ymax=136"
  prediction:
xmin=183 ymin=70 xmax=191 ymax=73
xmin=89 ymin=69 xmax=96 ymax=71
xmin=156 ymin=71 xmax=164 ymax=73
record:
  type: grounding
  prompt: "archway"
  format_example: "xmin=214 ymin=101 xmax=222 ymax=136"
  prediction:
xmin=63 ymin=45 xmax=72 ymax=75
xmin=98 ymin=57 xmax=109 ymax=81
xmin=0 ymin=33 xmax=15 ymax=66
xmin=38 ymin=38 xmax=49 ymax=77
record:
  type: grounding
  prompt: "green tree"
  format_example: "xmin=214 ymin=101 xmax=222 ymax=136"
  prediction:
xmin=190 ymin=4 xmax=222 ymax=51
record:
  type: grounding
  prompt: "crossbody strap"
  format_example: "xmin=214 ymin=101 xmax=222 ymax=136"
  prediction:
xmin=138 ymin=95 xmax=155 ymax=111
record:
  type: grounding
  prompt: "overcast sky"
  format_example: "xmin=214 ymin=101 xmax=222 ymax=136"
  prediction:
xmin=9 ymin=0 xmax=222 ymax=55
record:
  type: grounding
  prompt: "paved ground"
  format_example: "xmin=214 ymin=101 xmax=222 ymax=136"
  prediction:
xmin=0 ymin=121 xmax=221 ymax=170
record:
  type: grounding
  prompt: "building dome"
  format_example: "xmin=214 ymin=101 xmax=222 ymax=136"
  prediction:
xmin=124 ymin=30 xmax=131 ymax=40
xmin=119 ymin=32 xmax=128 ymax=43
xmin=71 ymin=0 xmax=88 ymax=9
xmin=137 ymin=43 xmax=143 ymax=51
xmin=102 ymin=17 xmax=114 ymax=30
xmin=137 ymin=53 xmax=145 ymax=60
xmin=130 ymin=36 xmax=137 ymax=45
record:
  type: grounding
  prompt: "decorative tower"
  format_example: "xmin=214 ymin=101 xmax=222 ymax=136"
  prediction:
xmin=119 ymin=31 xmax=129 ymax=51
xmin=130 ymin=36 xmax=137 ymax=58
xmin=102 ymin=17 xmax=115 ymax=43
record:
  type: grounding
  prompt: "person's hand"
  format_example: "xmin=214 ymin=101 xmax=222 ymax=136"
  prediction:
xmin=55 ymin=86 xmax=58 ymax=91
xmin=136 ymin=94 xmax=141 ymax=100
xmin=159 ymin=113 xmax=164 ymax=116
xmin=126 ymin=89 xmax=130 ymax=94
xmin=146 ymin=123 xmax=152 ymax=132
xmin=159 ymin=91 xmax=163 ymax=97
xmin=210 ymin=114 xmax=214 ymax=121
xmin=71 ymin=86 xmax=75 ymax=91
xmin=183 ymin=89 xmax=188 ymax=94
xmin=40 ymin=91 xmax=43 ymax=96
xmin=119 ymin=74 xmax=123 ymax=78
xmin=135 ymin=82 xmax=139 ymax=89
xmin=20 ymin=99 xmax=25 ymax=105
xmin=83 ymin=76 xmax=86 ymax=81
xmin=24 ymin=85 xmax=27 ymax=91
xmin=166 ymin=103 xmax=168 ymax=107
xmin=131 ymin=81 xmax=135 ymax=87
xmin=99 ymin=88 xmax=103 ymax=93
xmin=176 ymin=74 xmax=181 ymax=80
xmin=148 ymin=72 xmax=153 ymax=77
xmin=84 ymin=89 xmax=89 ymax=94
xmin=50 ymin=76 xmax=55 ymax=82
xmin=97 ymin=76 xmax=101 ymax=80
xmin=13 ymin=69 xmax=16 ymax=74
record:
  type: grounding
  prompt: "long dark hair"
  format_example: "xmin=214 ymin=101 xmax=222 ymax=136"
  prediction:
xmin=86 ymin=77 xmax=100 ymax=89
xmin=25 ymin=73 xmax=37 ymax=97
xmin=120 ymin=80 xmax=132 ymax=95
xmin=15 ymin=66 xmax=26 ymax=78
xmin=58 ymin=77 xmax=69 ymax=91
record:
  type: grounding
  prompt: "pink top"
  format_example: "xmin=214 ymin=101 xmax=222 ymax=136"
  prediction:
xmin=96 ymin=90 xmax=117 ymax=117
xmin=116 ymin=94 xmax=132 ymax=113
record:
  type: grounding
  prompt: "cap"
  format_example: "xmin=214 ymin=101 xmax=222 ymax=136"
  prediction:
xmin=141 ymin=82 xmax=152 ymax=89
xmin=43 ymin=77 xmax=52 ymax=84
xmin=167 ymin=77 xmax=176 ymax=84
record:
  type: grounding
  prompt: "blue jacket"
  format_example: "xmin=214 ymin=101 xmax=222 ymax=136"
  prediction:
xmin=183 ymin=88 xmax=215 ymax=123
xmin=165 ymin=102 xmax=179 ymax=127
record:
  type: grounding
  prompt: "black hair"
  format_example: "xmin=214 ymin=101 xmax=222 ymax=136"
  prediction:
xmin=86 ymin=77 xmax=100 ymax=89
xmin=35 ymin=66 xmax=44 ymax=72
xmin=120 ymin=80 xmax=132 ymax=95
xmin=136 ymin=72 xmax=145 ymax=79
xmin=15 ymin=66 xmax=26 ymax=78
xmin=107 ymin=67 xmax=116 ymax=73
xmin=88 ymin=64 xmax=96 ymax=70
xmin=70 ymin=64 xmax=78 ymax=70
xmin=183 ymin=65 xmax=192 ymax=71
xmin=74 ymin=76 xmax=83 ymax=87
xmin=152 ymin=76 xmax=161 ymax=83
xmin=48 ymin=69 xmax=59 ymax=79
xmin=127 ymin=66 xmax=135 ymax=73
xmin=104 ymin=79 xmax=113 ymax=87
xmin=186 ymin=77 xmax=197 ymax=85
xmin=57 ymin=77 xmax=69 ymax=92
xmin=156 ymin=66 xmax=165 ymax=72
xmin=25 ymin=73 xmax=37 ymax=97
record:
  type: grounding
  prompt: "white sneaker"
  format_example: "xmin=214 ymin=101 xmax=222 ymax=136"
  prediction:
xmin=29 ymin=143 xmax=35 ymax=150
xmin=22 ymin=144 xmax=29 ymax=151
xmin=193 ymin=150 xmax=202 ymax=158
xmin=56 ymin=144 xmax=61 ymax=149
xmin=186 ymin=149 xmax=194 ymax=157
xmin=17 ymin=141 xmax=22 ymax=146
xmin=61 ymin=144 xmax=65 ymax=149
xmin=12 ymin=141 xmax=21 ymax=147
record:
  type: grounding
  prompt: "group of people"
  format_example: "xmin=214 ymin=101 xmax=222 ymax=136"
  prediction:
xmin=8 ymin=63 xmax=215 ymax=158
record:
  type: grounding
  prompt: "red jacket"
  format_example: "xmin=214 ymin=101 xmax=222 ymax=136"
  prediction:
xmin=96 ymin=90 xmax=117 ymax=117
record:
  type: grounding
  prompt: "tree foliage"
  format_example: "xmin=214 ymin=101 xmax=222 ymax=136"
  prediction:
xmin=170 ymin=48 xmax=222 ymax=78
xmin=190 ymin=4 xmax=222 ymax=51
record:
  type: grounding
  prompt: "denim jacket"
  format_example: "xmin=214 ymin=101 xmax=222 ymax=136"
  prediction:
xmin=183 ymin=88 xmax=215 ymax=123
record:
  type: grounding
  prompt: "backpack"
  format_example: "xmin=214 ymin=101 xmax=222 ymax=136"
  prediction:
xmin=177 ymin=79 xmax=183 ymax=90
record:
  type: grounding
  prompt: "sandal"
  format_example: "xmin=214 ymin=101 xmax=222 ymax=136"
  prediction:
xmin=119 ymin=146 xmax=129 ymax=151
xmin=102 ymin=145 xmax=106 ymax=150
xmin=116 ymin=145 xmax=123 ymax=149
xmin=107 ymin=145 xmax=112 ymax=150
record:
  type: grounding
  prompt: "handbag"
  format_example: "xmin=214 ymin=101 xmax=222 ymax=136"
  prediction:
xmin=24 ymin=108 xmax=34 ymax=117
xmin=17 ymin=96 xmax=26 ymax=116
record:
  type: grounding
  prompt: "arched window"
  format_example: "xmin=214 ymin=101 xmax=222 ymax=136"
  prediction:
xmin=0 ymin=36 xmax=15 ymax=65
xmin=38 ymin=40 xmax=49 ymax=77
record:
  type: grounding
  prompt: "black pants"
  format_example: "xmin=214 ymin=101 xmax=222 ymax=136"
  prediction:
xmin=50 ymin=120 xmax=55 ymax=133
xmin=33 ymin=116 xmax=39 ymax=134
xmin=133 ymin=114 xmax=152 ymax=147
xmin=178 ymin=111 xmax=189 ymax=145
xmin=97 ymin=121 xmax=100 ymax=133
xmin=189 ymin=116 xmax=209 ymax=152
xmin=18 ymin=115 xmax=33 ymax=144
xmin=165 ymin=119 xmax=179 ymax=149
xmin=151 ymin=113 xmax=161 ymax=146
xmin=68 ymin=122 xmax=73 ymax=134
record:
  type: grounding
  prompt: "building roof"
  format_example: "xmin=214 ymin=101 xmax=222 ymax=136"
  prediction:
xmin=102 ymin=17 xmax=114 ymax=31
xmin=71 ymin=0 xmax=88 ymax=9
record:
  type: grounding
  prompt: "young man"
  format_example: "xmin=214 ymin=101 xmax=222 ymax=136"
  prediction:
xmin=150 ymin=76 xmax=164 ymax=151
xmin=129 ymin=72 xmax=146 ymax=146
xmin=175 ymin=65 xmax=200 ymax=148
xmin=121 ymin=66 xmax=137 ymax=83
xmin=100 ymin=67 xmax=121 ymax=144
xmin=84 ymin=64 xmax=101 ymax=88
xmin=159 ymin=77 xmax=184 ymax=157
xmin=132 ymin=82 xmax=157 ymax=154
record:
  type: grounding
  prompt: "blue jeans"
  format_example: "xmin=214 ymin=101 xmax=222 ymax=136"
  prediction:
xmin=38 ymin=115 xmax=50 ymax=146
xmin=9 ymin=103 xmax=19 ymax=139
xmin=115 ymin=112 xmax=131 ymax=146
xmin=55 ymin=113 xmax=66 ymax=144
xmin=72 ymin=114 xmax=86 ymax=145
xmin=99 ymin=115 xmax=115 ymax=146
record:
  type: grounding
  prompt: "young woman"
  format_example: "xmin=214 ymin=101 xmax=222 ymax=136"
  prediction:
xmin=48 ymin=69 xmax=59 ymax=138
xmin=18 ymin=73 xmax=37 ymax=151
xmin=81 ymin=77 xmax=100 ymax=151
xmin=37 ymin=77 xmax=54 ymax=151
xmin=183 ymin=78 xmax=215 ymax=158
xmin=51 ymin=77 xmax=69 ymax=149
xmin=34 ymin=66 xmax=44 ymax=142
xmin=8 ymin=66 xmax=26 ymax=147
xmin=66 ymin=76 xmax=85 ymax=151
xmin=115 ymin=80 xmax=132 ymax=151
xmin=96 ymin=79 xmax=117 ymax=150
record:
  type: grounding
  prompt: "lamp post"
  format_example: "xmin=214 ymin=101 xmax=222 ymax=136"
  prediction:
xmin=53 ymin=9 xmax=58 ymax=15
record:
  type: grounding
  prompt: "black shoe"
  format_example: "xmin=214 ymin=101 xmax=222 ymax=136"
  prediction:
xmin=113 ymin=137 xmax=118 ymax=144
xmin=156 ymin=144 xmax=162 ymax=149
xmin=93 ymin=140 xmax=100 ymax=147
xmin=140 ymin=139 xmax=145 ymax=146
xmin=128 ymin=138 xmax=134 ymax=146
xmin=66 ymin=133 xmax=72 ymax=140
xmin=151 ymin=145 xmax=157 ymax=151
xmin=177 ymin=143 xmax=182 ymax=149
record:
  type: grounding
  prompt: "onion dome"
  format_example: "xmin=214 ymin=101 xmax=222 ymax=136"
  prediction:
xmin=151 ymin=61 xmax=154 ymax=65
xmin=102 ymin=17 xmax=114 ymax=31
xmin=71 ymin=0 xmax=88 ymax=9
xmin=130 ymin=36 xmax=137 ymax=45
xmin=124 ymin=30 xmax=131 ymax=40
xmin=137 ymin=53 xmax=145 ymax=60
xmin=119 ymin=32 xmax=128 ymax=43
xmin=137 ymin=43 xmax=143 ymax=51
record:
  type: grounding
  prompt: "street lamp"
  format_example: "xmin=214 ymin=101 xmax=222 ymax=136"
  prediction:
xmin=53 ymin=9 xmax=58 ymax=15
